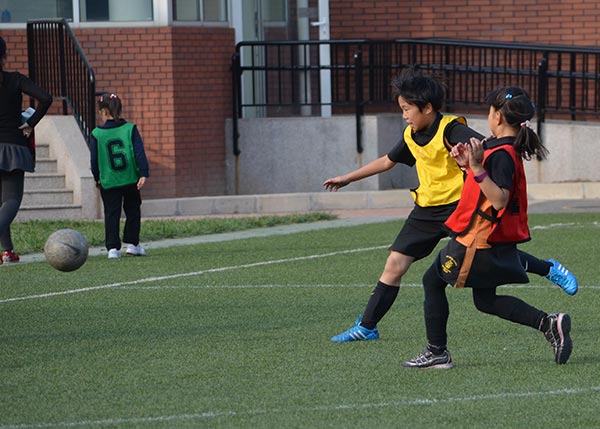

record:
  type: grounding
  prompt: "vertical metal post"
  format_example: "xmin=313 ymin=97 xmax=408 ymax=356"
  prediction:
xmin=231 ymin=52 xmax=241 ymax=156
xmin=231 ymin=51 xmax=243 ymax=195
xmin=26 ymin=22 xmax=36 ymax=108
xmin=354 ymin=48 xmax=363 ymax=153
xmin=88 ymin=69 xmax=96 ymax=146
xmin=569 ymin=52 xmax=577 ymax=121
xmin=537 ymin=57 xmax=548 ymax=144
xmin=57 ymin=23 xmax=68 ymax=115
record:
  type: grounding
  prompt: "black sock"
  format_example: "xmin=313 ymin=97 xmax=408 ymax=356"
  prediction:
xmin=360 ymin=281 xmax=399 ymax=330
xmin=538 ymin=312 xmax=550 ymax=332
xmin=519 ymin=251 xmax=552 ymax=276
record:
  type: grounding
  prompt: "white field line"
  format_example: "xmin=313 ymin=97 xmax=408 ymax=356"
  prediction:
xmin=118 ymin=283 xmax=600 ymax=290
xmin=0 ymin=246 xmax=388 ymax=304
xmin=2 ymin=385 xmax=599 ymax=428
xmin=2 ymin=241 xmax=600 ymax=304
xmin=1 ymin=218 xmax=597 ymax=304
xmin=530 ymin=222 xmax=598 ymax=230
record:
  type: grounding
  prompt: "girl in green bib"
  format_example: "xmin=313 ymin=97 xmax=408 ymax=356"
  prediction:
xmin=90 ymin=93 xmax=149 ymax=259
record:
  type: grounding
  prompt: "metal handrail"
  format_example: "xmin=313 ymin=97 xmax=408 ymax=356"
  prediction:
xmin=27 ymin=18 xmax=96 ymax=146
xmin=232 ymin=38 xmax=600 ymax=154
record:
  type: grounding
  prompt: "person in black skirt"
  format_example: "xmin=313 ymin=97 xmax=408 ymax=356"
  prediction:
xmin=0 ymin=35 xmax=52 ymax=264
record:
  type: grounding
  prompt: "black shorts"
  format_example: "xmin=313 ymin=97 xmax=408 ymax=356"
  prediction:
xmin=389 ymin=216 xmax=449 ymax=261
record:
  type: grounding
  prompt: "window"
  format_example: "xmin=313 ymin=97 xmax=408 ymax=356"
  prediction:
xmin=79 ymin=0 xmax=153 ymax=22
xmin=262 ymin=0 xmax=286 ymax=25
xmin=0 ymin=0 xmax=154 ymax=23
xmin=174 ymin=0 xmax=228 ymax=22
xmin=0 ymin=0 xmax=73 ymax=23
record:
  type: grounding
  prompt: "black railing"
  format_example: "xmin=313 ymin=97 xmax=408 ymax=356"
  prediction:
xmin=27 ymin=19 xmax=96 ymax=146
xmin=232 ymin=38 xmax=600 ymax=154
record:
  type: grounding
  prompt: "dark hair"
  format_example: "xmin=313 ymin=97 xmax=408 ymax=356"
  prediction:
xmin=98 ymin=92 xmax=122 ymax=120
xmin=485 ymin=86 xmax=548 ymax=161
xmin=390 ymin=66 xmax=446 ymax=112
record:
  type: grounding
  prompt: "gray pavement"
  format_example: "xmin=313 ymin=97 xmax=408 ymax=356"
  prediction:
xmin=10 ymin=198 xmax=600 ymax=266
xmin=528 ymin=198 xmax=600 ymax=214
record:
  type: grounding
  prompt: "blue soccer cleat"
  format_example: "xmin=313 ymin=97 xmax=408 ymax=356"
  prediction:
xmin=546 ymin=259 xmax=578 ymax=296
xmin=330 ymin=315 xmax=379 ymax=343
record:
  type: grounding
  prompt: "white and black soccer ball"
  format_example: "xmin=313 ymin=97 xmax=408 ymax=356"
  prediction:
xmin=44 ymin=229 xmax=89 ymax=272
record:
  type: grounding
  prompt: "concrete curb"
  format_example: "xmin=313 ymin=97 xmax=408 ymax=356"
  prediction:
xmin=140 ymin=184 xmax=600 ymax=218
xmin=140 ymin=189 xmax=416 ymax=218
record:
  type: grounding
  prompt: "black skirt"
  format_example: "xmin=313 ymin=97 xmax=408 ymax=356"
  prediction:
xmin=0 ymin=142 xmax=35 ymax=173
xmin=434 ymin=238 xmax=529 ymax=288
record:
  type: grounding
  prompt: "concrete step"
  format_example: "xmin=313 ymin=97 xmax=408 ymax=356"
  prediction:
xmin=16 ymin=204 xmax=84 ymax=221
xmin=35 ymin=141 xmax=50 ymax=159
xmin=33 ymin=158 xmax=58 ymax=174
xmin=24 ymin=173 xmax=66 ymax=190
xmin=20 ymin=139 xmax=80 ymax=220
xmin=22 ymin=189 xmax=74 ymax=206
xmin=15 ymin=116 xmax=99 ymax=221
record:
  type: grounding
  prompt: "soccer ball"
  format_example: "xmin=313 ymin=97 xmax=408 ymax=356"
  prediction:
xmin=44 ymin=229 xmax=89 ymax=272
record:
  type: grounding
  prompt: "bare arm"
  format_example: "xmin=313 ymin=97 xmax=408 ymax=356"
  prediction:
xmin=452 ymin=138 xmax=509 ymax=210
xmin=323 ymin=155 xmax=396 ymax=191
xmin=465 ymin=138 xmax=509 ymax=210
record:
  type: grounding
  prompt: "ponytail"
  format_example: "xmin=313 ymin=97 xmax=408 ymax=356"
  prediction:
xmin=97 ymin=92 xmax=122 ymax=120
xmin=486 ymin=86 xmax=548 ymax=161
xmin=515 ymin=122 xmax=548 ymax=161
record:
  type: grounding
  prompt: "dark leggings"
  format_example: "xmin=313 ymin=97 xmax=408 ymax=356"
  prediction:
xmin=100 ymin=183 xmax=142 ymax=250
xmin=422 ymin=264 xmax=546 ymax=348
xmin=0 ymin=170 xmax=24 ymax=251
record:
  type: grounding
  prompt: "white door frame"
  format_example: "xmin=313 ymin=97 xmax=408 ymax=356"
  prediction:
xmin=231 ymin=0 xmax=331 ymax=117
xmin=310 ymin=0 xmax=331 ymax=117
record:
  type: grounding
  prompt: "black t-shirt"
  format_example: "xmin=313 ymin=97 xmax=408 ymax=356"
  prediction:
xmin=483 ymin=137 xmax=516 ymax=191
xmin=0 ymin=71 xmax=52 ymax=145
xmin=387 ymin=113 xmax=485 ymax=166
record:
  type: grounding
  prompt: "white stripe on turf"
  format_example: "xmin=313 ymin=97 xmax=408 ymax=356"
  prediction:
xmin=1 ymin=385 xmax=599 ymax=428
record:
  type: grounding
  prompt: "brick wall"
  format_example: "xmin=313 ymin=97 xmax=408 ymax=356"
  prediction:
xmin=171 ymin=28 xmax=233 ymax=197
xmin=1 ymin=26 xmax=234 ymax=199
xmin=330 ymin=0 xmax=600 ymax=46
xmin=78 ymin=26 xmax=235 ymax=199
xmin=77 ymin=27 xmax=177 ymax=199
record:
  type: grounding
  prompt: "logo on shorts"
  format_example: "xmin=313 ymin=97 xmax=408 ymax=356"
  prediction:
xmin=441 ymin=255 xmax=458 ymax=274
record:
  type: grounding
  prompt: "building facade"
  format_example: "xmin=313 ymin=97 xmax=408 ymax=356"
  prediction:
xmin=1 ymin=0 xmax=600 ymax=199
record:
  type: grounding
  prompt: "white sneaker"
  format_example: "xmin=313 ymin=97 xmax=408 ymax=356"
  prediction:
xmin=107 ymin=248 xmax=121 ymax=259
xmin=126 ymin=244 xmax=146 ymax=256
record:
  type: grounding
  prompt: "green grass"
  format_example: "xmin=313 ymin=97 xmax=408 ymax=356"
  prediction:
xmin=9 ymin=212 xmax=335 ymax=255
xmin=1 ymin=212 xmax=599 ymax=428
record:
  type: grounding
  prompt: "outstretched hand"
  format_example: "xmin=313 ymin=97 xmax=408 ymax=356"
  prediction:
xmin=450 ymin=142 xmax=470 ymax=169
xmin=466 ymin=137 xmax=485 ymax=170
xmin=323 ymin=176 xmax=349 ymax=192
xmin=450 ymin=137 xmax=485 ymax=171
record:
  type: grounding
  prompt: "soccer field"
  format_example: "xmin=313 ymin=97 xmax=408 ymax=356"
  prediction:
xmin=1 ymin=213 xmax=599 ymax=428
